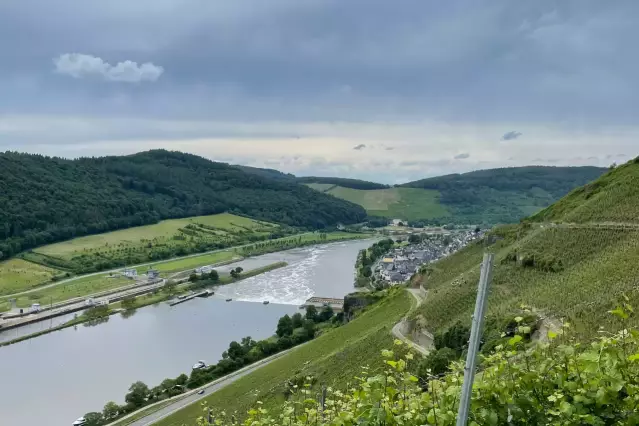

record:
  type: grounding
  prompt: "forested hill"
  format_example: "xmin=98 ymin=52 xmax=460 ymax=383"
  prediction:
xmin=296 ymin=176 xmax=389 ymax=190
xmin=400 ymin=166 xmax=607 ymax=224
xmin=0 ymin=150 xmax=366 ymax=259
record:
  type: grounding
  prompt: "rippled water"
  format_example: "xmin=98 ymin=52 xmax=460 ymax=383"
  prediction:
xmin=0 ymin=239 xmax=373 ymax=426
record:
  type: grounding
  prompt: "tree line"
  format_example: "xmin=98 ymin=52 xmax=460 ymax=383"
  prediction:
xmin=0 ymin=150 xmax=366 ymax=260
xmin=79 ymin=304 xmax=340 ymax=425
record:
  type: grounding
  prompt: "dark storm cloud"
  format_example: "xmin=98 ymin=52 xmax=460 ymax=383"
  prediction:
xmin=1 ymin=0 xmax=638 ymax=125
xmin=454 ymin=153 xmax=471 ymax=160
xmin=502 ymin=131 xmax=523 ymax=141
xmin=353 ymin=144 xmax=366 ymax=150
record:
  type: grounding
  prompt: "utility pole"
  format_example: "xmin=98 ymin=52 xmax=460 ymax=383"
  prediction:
xmin=456 ymin=253 xmax=494 ymax=426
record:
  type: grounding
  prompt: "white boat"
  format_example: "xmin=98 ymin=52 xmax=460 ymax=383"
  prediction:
xmin=72 ymin=417 xmax=87 ymax=426
xmin=192 ymin=360 xmax=207 ymax=370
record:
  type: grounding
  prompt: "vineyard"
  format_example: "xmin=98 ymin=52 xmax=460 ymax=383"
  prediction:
xmin=29 ymin=213 xmax=283 ymax=273
xmin=415 ymin=224 xmax=639 ymax=340
xmin=531 ymin=157 xmax=639 ymax=224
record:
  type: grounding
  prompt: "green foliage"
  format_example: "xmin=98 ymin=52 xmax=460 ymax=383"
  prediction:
xmin=155 ymin=289 xmax=411 ymax=426
xmin=276 ymin=315 xmax=294 ymax=337
xmin=200 ymin=317 xmax=639 ymax=426
xmin=433 ymin=321 xmax=470 ymax=354
xmin=0 ymin=150 xmax=366 ymax=261
xmin=208 ymin=269 xmax=219 ymax=282
xmin=125 ymin=381 xmax=150 ymax=408
xmin=531 ymin=159 xmax=639 ymax=224
xmin=305 ymin=305 xmax=318 ymax=322
xmin=418 ymin=347 xmax=458 ymax=377
xmin=102 ymin=401 xmax=120 ymax=421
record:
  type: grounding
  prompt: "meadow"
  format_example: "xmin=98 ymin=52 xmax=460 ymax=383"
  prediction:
xmin=29 ymin=213 xmax=280 ymax=273
xmin=306 ymin=185 xmax=449 ymax=221
xmin=155 ymin=289 xmax=411 ymax=426
xmin=0 ymin=258 xmax=66 ymax=296
xmin=0 ymin=273 xmax=132 ymax=311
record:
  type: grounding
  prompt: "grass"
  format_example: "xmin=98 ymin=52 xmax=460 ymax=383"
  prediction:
xmin=0 ymin=258 xmax=66 ymax=296
xmin=531 ymin=160 xmax=639 ymax=224
xmin=111 ymin=398 xmax=180 ymax=426
xmin=36 ymin=213 xmax=274 ymax=259
xmin=415 ymin=224 xmax=639 ymax=340
xmin=135 ymin=250 xmax=239 ymax=274
xmin=30 ymin=213 xmax=278 ymax=272
xmin=312 ymin=186 xmax=449 ymax=221
xmin=155 ymin=289 xmax=412 ymax=426
xmin=0 ymin=273 xmax=132 ymax=311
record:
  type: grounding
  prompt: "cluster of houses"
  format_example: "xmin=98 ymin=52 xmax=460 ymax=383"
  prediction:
xmin=375 ymin=230 xmax=484 ymax=285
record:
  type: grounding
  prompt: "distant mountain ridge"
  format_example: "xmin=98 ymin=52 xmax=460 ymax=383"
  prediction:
xmin=0 ymin=150 xmax=366 ymax=260
xmin=301 ymin=166 xmax=608 ymax=224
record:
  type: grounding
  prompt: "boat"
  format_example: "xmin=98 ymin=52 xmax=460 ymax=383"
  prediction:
xmin=226 ymin=298 xmax=232 ymax=302
xmin=263 ymin=301 xmax=270 ymax=305
xmin=192 ymin=360 xmax=207 ymax=370
xmin=72 ymin=417 xmax=87 ymax=426
xmin=178 ymin=295 xmax=187 ymax=300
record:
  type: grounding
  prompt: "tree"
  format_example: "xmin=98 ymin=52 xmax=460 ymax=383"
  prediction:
xmin=125 ymin=381 xmax=149 ymax=408
xmin=227 ymin=341 xmax=245 ymax=360
xmin=102 ymin=401 xmax=120 ymax=420
xmin=230 ymin=266 xmax=243 ymax=279
xmin=208 ymin=269 xmax=219 ymax=282
xmin=417 ymin=347 xmax=458 ymax=377
xmin=164 ymin=280 xmax=177 ymax=295
xmin=175 ymin=373 xmax=188 ymax=386
xmin=408 ymin=234 xmax=421 ymax=244
xmin=189 ymin=273 xmax=198 ymax=282
xmin=305 ymin=305 xmax=318 ymax=322
xmin=121 ymin=295 xmax=136 ymax=310
xmin=83 ymin=412 xmax=105 ymax=426
xmin=362 ymin=266 xmax=372 ymax=278
xmin=318 ymin=305 xmax=334 ymax=322
xmin=291 ymin=312 xmax=304 ymax=328
xmin=276 ymin=314 xmax=294 ymax=337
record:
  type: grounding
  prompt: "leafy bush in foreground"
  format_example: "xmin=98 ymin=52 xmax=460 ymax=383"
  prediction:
xmin=199 ymin=307 xmax=639 ymax=425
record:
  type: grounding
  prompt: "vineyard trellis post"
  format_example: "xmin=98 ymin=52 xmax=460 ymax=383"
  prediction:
xmin=456 ymin=252 xmax=494 ymax=426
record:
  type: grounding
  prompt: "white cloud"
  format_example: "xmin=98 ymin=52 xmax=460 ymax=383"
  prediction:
xmin=53 ymin=53 xmax=163 ymax=83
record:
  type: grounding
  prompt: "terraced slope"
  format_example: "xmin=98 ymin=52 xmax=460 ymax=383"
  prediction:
xmin=530 ymin=157 xmax=639 ymax=224
xmin=415 ymin=158 xmax=639 ymax=340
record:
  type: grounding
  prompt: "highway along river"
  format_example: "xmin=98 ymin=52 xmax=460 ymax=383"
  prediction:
xmin=0 ymin=239 xmax=373 ymax=426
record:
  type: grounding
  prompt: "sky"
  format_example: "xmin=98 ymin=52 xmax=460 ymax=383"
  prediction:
xmin=0 ymin=0 xmax=637 ymax=183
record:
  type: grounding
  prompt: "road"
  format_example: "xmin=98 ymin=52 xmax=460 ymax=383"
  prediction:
xmin=391 ymin=288 xmax=431 ymax=356
xmin=114 ymin=345 xmax=302 ymax=426
xmin=111 ymin=287 xmax=426 ymax=426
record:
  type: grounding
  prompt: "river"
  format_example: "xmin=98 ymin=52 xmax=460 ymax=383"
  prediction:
xmin=0 ymin=239 xmax=372 ymax=426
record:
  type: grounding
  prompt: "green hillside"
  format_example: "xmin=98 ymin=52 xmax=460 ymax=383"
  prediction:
xmin=296 ymin=176 xmax=389 ymax=190
xmin=0 ymin=150 xmax=366 ymax=260
xmin=415 ymin=157 xmax=639 ymax=340
xmin=155 ymin=289 xmax=411 ymax=426
xmin=325 ymin=186 xmax=448 ymax=221
xmin=304 ymin=166 xmax=606 ymax=224
xmin=530 ymin=158 xmax=639 ymax=224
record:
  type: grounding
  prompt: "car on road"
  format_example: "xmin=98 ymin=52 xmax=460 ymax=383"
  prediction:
xmin=197 ymin=389 xmax=205 ymax=395
xmin=72 ymin=417 xmax=87 ymax=426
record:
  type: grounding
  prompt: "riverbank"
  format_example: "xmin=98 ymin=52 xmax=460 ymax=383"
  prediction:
xmin=0 ymin=262 xmax=288 ymax=348
xmin=1 ymin=231 xmax=367 ymax=314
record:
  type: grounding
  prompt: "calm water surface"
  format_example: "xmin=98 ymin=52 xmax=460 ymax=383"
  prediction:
xmin=0 ymin=239 xmax=372 ymax=426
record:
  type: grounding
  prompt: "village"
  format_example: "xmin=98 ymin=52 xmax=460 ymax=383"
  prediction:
xmin=374 ymin=229 xmax=484 ymax=285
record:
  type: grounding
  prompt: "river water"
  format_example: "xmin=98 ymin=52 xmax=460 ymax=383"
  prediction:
xmin=0 ymin=239 xmax=372 ymax=426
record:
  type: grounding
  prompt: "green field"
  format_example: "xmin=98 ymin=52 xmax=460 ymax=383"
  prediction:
xmin=156 ymin=289 xmax=411 ymax=425
xmin=36 ymin=213 xmax=275 ymax=259
xmin=1 ymin=273 xmax=132 ymax=311
xmin=304 ymin=183 xmax=336 ymax=192
xmin=307 ymin=185 xmax=449 ymax=221
xmin=29 ymin=213 xmax=278 ymax=273
xmin=0 ymin=258 xmax=66 ymax=296
xmin=135 ymin=250 xmax=239 ymax=274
